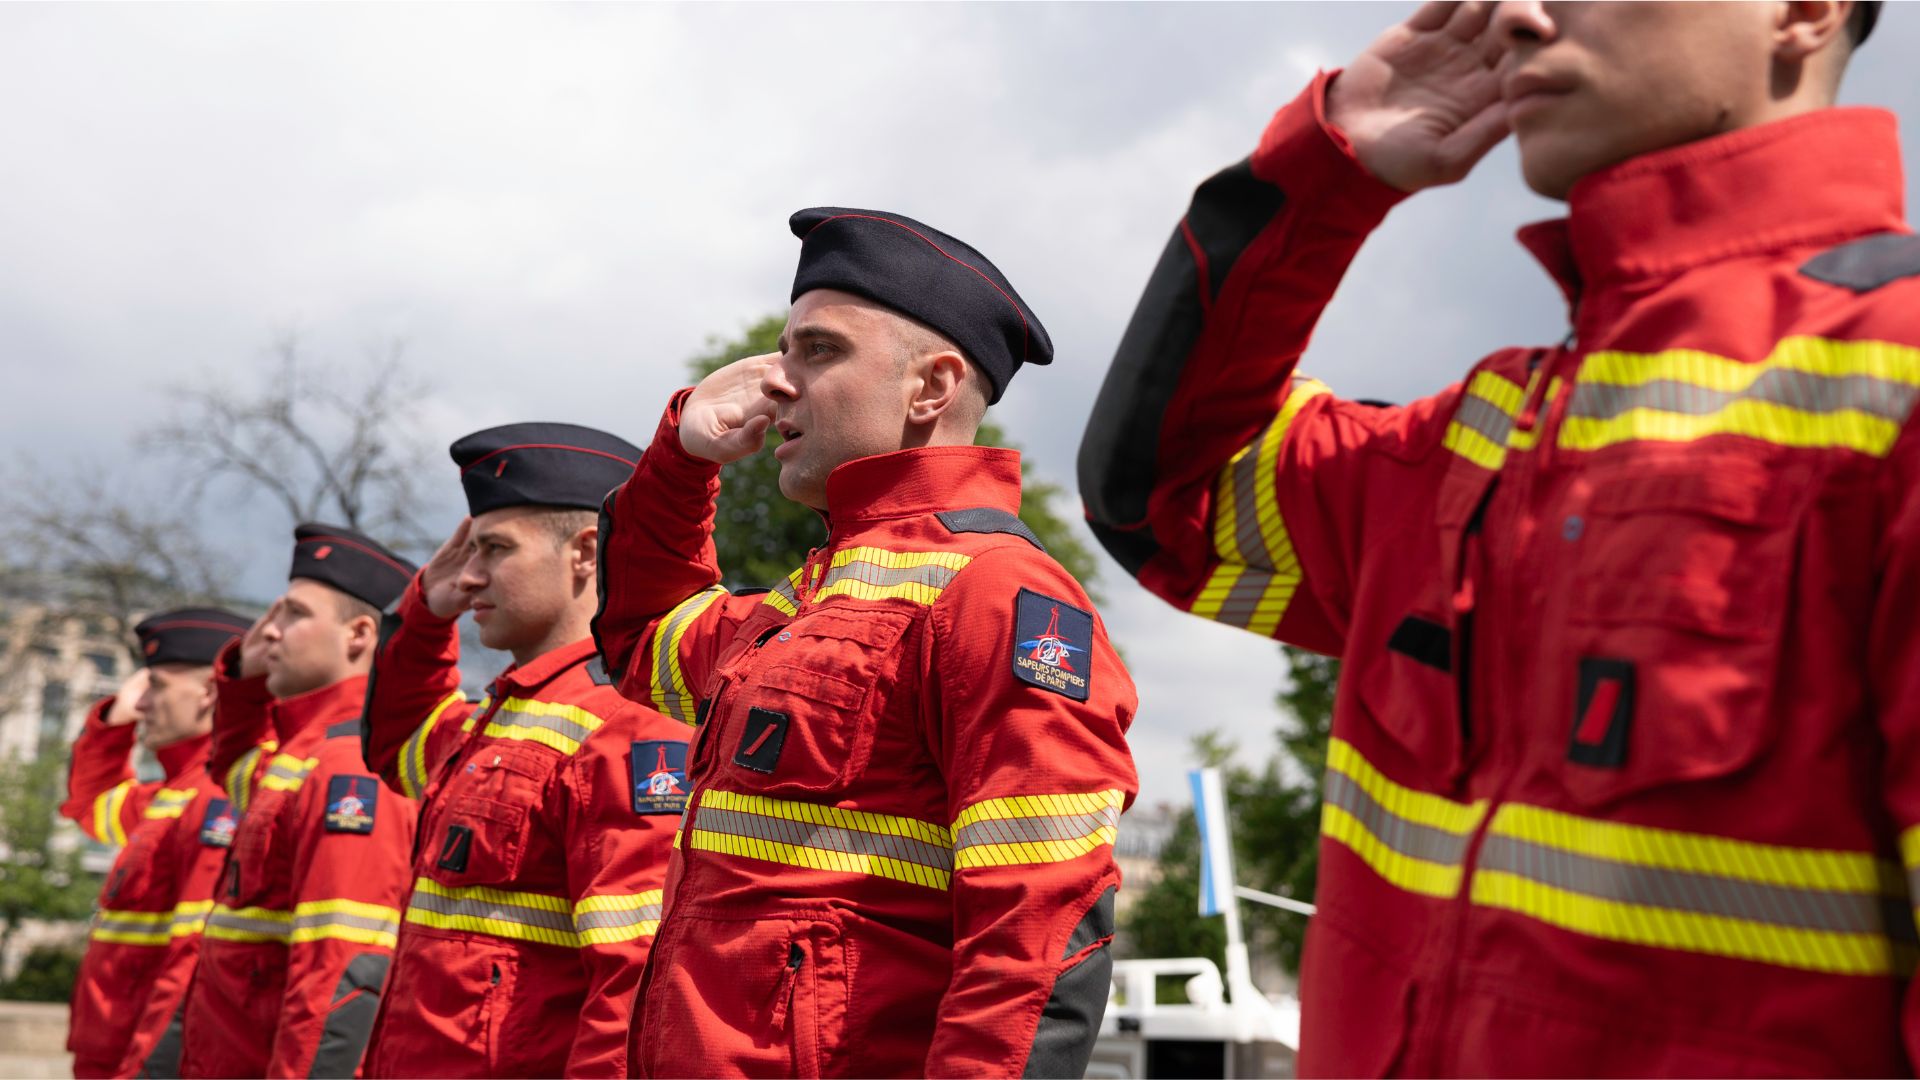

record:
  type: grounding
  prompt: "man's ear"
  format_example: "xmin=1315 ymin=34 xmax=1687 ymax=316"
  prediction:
xmin=570 ymin=524 xmax=599 ymax=586
xmin=345 ymin=614 xmax=379 ymax=662
xmin=907 ymin=351 xmax=971 ymax=426
xmin=1774 ymin=0 xmax=1851 ymax=63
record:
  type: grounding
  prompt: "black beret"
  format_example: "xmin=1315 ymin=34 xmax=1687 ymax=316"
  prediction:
xmin=789 ymin=207 xmax=1052 ymax=405
xmin=450 ymin=422 xmax=642 ymax=516
xmin=289 ymin=523 xmax=416 ymax=610
xmin=134 ymin=607 xmax=251 ymax=666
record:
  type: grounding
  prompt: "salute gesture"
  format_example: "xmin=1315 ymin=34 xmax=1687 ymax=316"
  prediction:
xmin=421 ymin=516 xmax=476 ymax=619
xmin=1327 ymin=0 xmax=1511 ymax=192
xmin=679 ymin=352 xmax=778 ymax=464
xmin=237 ymin=600 xmax=280 ymax=680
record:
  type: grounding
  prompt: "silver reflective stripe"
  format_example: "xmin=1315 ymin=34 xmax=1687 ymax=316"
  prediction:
xmin=491 ymin=705 xmax=596 ymax=747
xmin=819 ymin=560 xmax=962 ymax=593
xmin=954 ymin=805 xmax=1120 ymax=850
xmin=1453 ymin=391 xmax=1518 ymax=447
xmin=574 ymin=905 xmax=663 ymax=933
xmin=266 ymin=759 xmax=312 ymax=783
xmin=1570 ymin=370 xmax=1920 ymax=423
xmin=1226 ymin=423 xmax=1270 ymax=568
xmin=1210 ymin=568 xmax=1278 ymax=629
xmin=207 ymin=911 xmax=291 ymax=938
xmin=1479 ymin=833 xmax=1903 ymax=935
xmin=652 ymin=587 xmax=725 ymax=720
xmin=406 ymin=889 xmax=576 ymax=934
xmin=696 ymin=806 xmax=955 ymax=872
xmin=293 ymin=910 xmax=400 ymax=936
xmin=1322 ymin=770 xmax=1474 ymax=869
xmin=93 ymin=914 xmax=168 ymax=935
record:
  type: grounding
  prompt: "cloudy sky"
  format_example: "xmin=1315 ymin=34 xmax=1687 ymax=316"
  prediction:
xmin=6 ymin=3 xmax=1919 ymax=810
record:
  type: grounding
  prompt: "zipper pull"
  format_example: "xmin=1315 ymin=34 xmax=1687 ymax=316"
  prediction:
xmin=770 ymin=941 xmax=804 ymax=1031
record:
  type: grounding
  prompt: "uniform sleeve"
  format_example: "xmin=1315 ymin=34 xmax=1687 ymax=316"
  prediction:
xmin=1078 ymin=70 xmax=1469 ymax=654
xmin=558 ymin=707 xmax=686 ymax=1077
xmin=593 ymin=393 xmax=776 ymax=722
xmin=60 ymin=697 xmax=154 ymax=845
xmin=921 ymin=547 xmax=1140 ymax=1079
xmin=116 ymin=792 xmax=228 ymax=1078
xmin=268 ymin=760 xmax=417 ymax=1079
xmin=209 ymin=640 xmax=278 ymax=813
xmin=362 ymin=576 xmax=476 ymax=801
xmin=1871 ymin=422 xmax=1920 ymax=1062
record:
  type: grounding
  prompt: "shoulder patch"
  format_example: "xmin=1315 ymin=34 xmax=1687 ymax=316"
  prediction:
xmin=1800 ymin=232 xmax=1920 ymax=292
xmin=1012 ymin=588 xmax=1093 ymax=701
xmin=323 ymin=775 xmax=379 ymax=834
xmin=630 ymin=740 xmax=690 ymax=814
xmin=936 ymin=508 xmax=1046 ymax=552
xmin=199 ymin=798 xmax=238 ymax=848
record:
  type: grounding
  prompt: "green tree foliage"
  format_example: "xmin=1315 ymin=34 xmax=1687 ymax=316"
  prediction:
xmin=1119 ymin=646 xmax=1338 ymax=986
xmin=0 ymin=751 xmax=99 ymax=999
xmin=687 ymin=314 xmax=1100 ymax=593
xmin=0 ymin=944 xmax=84 ymax=1002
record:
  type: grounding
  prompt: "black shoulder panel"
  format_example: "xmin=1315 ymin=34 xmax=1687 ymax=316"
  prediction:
xmin=1799 ymin=231 xmax=1920 ymax=292
xmin=936 ymin=508 xmax=1046 ymax=552
xmin=585 ymin=655 xmax=614 ymax=686
xmin=1078 ymin=157 xmax=1288 ymax=569
xmin=325 ymin=718 xmax=362 ymax=740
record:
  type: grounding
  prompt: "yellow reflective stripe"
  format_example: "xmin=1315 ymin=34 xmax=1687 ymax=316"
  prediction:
xmin=1506 ymin=376 xmax=1562 ymax=453
xmin=289 ymin=898 xmax=401 ymax=948
xmin=259 ymin=754 xmax=320 ymax=793
xmin=813 ymin=547 xmax=973 ymax=606
xmin=143 ymin=787 xmax=198 ymax=821
xmin=1191 ymin=378 xmax=1328 ymax=635
xmin=204 ymin=904 xmax=294 ymax=943
xmin=1563 ymin=337 xmax=1920 ymax=456
xmin=171 ymin=899 xmax=216 ymax=939
xmin=91 ymin=780 xmax=135 ymax=845
xmin=1442 ymin=370 xmax=1526 ymax=471
xmin=1320 ymin=738 xmax=1488 ymax=899
xmin=90 ymin=906 xmax=172 ymax=946
xmin=691 ymin=788 xmax=954 ymax=891
xmin=1469 ymin=869 xmax=1909 ymax=977
xmin=460 ymin=696 xmax=492 ymax=734
xmin=481 ymin=696 xmax=606 ymax=755
xmin=399 ymin=692 xmax=464 ymax=799
xmin=952 ymin=790 xmax=1122 ymax=870
xmin=405 ymin=878 xmax=580 ymax=947
xmin=573 ymin=890 xmax=665 ymax=946
xmin=226 ymin=741 xmax=276 ymax=813
xmin=651 ymin=587 xmax=727 ymax=725
xmin=762 ymin=568 xmax=804 ymax=617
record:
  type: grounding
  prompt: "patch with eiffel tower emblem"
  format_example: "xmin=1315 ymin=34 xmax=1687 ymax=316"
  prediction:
xmin=1012 ymin=588 xmax=1093 ymax=701
xmin=630 ymin=740 xmax=691 ymax=815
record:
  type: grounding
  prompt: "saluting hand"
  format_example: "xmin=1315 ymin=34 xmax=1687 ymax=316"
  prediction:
xmin=422 ymin=517 xmax=476 ymax=620
xmin=680 ymin=353 xmax=778 ymax=465
xmin=237 ymin=600 xmax=279 ymax=680
xmin=1328 ymin=0 xmax=1511 ymax=193
xmin=103 ymin=668 xmax=150 ymax=726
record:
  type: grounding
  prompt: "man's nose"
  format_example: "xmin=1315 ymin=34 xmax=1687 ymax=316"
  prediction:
xmin=762 ymin=357 xmax=799 ymax=401
xmin=1491 ymin=1 xmax=1556 ymax=50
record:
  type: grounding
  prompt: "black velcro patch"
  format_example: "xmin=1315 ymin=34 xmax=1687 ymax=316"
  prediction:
xmin=1799 ymin=232 xmax=1920 ymax=292
xmin=631 ymin=740 xmax=690 ymax=814
xmin=936 ymin=508 xmax=1046 ymax=552
xmin=1386 ymin=615 xmax=1452 ymax=673
xmin=437 ymin=825 xmax=473 ymax=872
xmin=1569 ymin=658 xmax=1634 ymax=768
xmin=734 ymin=708 xmax=789 ymax=773
xmin=1012 ymin=589 xmax=1093 ymax=701
xmin=199 ymin=798 xmax=237 ymax=848
xmin=323 ymin=775 xmax=379 ymax=834
xmin=585 ymin=655 xmax=614 ymax=685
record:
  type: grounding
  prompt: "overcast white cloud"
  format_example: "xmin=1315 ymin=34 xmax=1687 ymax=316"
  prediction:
xmin=5 ymin=2 xmax=1919 ymax=810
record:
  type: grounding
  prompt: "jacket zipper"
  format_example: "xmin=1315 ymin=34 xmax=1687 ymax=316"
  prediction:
xmin=770 ymin=941 xmax=804 ymax=1032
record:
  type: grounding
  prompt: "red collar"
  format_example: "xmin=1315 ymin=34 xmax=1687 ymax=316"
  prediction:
xmin=822 ymin=445 xmax=1024 ymax=524
xmin=493 ymin=637 xmax=597 ymax=696
xmin=271 ymin=674 xmax=369 ymax=743
xmin=155 ymin=734 xmax=209 ymax=781
xmin=1518 ymin=107 xmax=1906 ymax=308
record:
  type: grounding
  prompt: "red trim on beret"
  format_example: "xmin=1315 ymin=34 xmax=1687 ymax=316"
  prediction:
xmin=297 ymin=533 xmax=413 ymax=575
xmin=458 ymin=442 xmax=638 ymax=476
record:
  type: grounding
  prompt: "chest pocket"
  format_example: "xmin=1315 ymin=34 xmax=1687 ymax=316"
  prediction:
xmin=229 ymin=795 xmax=293 ymax=907
xmin=1558 ymin=453 xmax=1815 ymax=807
xmin=728 ymin=606 xmax=915 ymax=795
xmin=430 ymin=743 xmax=553 ymax=885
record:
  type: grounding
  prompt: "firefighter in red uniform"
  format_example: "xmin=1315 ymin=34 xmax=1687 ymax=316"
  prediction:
xmin=61 ymin=609 xmax=250 ymax=1078
xmin=1079 ymin=1 xmax=1919 ymax=1074
xmin=358 ymin=423 xmax=686 ymax=1077
xmin=179 ymin=524 xmax=418 ymax=1078
xmin=596 ymin=208 xmax=1139 ymax=1078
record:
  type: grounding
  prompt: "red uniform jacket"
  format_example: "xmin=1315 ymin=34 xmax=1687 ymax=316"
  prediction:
xmin=595 ymin=398 xmax=1139 ymax=1079
xmin=179 ymin=657 xmax=418 ymax=1079
xmin=61 ymin=700 xmax=228 ymax=1079
xmin=1080 ymin=72 xmax=1920 ymax=1075
xmin=358 ymin=579 xmax=684 ymax=1078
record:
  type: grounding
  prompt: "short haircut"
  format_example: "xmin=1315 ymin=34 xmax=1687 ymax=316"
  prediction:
xmin=1847 ymin=1 xmax=1873 ymax=45
xmin=332 ymin=590 xmax=380 ymax=625
xmin=891 ymin=314 xmax=990 ymax=429
xmin=527 ymin=507 xmax=598 ymax=550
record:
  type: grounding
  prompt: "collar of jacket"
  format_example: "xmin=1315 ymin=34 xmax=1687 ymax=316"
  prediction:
xmin=154 ymin=733 xmax=210 ymax=781
xmin=270 ymin=674 xmax=370 ymax=744
xmin=1518 ymin=107 xmax=1906 ymax=309
xmin=490 ymin=636 xmax=597 ymax=697
xmin=822 ymin=444 xmax=1024 ymax=525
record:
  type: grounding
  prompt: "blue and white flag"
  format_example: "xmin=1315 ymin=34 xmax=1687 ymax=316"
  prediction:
xmin=1191 ymin=767 xmax=1237 ymax=919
